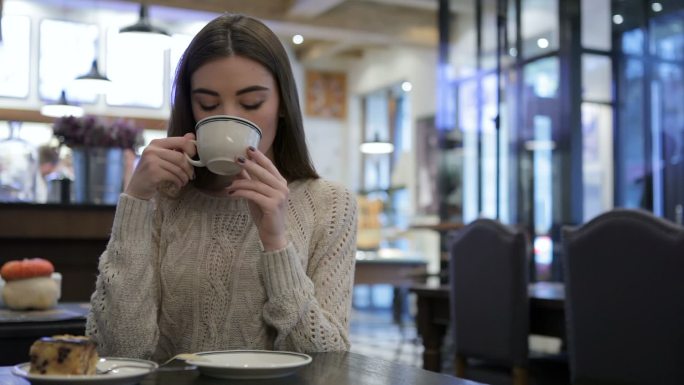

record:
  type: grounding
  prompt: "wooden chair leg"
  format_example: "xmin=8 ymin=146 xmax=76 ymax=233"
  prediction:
xmin=454 ymin=355 xmax=467 ymax=377
xmin=512 ymin=366 xmax=528 ymax=385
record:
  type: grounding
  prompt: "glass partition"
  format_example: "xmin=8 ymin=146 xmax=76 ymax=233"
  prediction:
xmin=521 ymin=0 xmax=558 ymax=58
xmin=105 ymin=28 xmax=165 ymax=108
xmin=0 ymin=15 xmax=31 ymax=99
xmin=39 ymin=19 xmax=99 ymax=103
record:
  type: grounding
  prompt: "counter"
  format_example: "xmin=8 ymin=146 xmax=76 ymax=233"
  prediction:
xmin=0 ymin=203 xmax=115 ymax=302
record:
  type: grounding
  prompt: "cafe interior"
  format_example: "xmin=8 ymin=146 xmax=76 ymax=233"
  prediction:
xmin=0 ymin=0 xmax=683 ymax=384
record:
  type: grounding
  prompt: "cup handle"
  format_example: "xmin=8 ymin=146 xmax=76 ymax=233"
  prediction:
xmin=184 ymin=139 xmax=205 ymax=167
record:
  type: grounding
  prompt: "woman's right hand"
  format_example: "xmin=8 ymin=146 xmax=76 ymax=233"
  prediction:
xmin=124 ymin=133 xmax=197 ymax=200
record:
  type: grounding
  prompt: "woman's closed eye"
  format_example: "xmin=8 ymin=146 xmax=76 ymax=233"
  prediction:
xmin=199 ymin=103 xmax=219 ymax=111
xmin=242 ymin=101 xmax=264 ymax=110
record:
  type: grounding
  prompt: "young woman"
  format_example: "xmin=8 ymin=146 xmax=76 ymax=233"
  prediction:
xmin=86 ymin=14 xmax=357 ymax=362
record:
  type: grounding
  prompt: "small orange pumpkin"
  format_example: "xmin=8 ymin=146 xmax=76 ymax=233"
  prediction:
xmin=0 ymin=258 xmax=54 ymax=281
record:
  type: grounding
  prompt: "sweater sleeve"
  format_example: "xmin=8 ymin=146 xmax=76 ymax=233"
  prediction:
xmin=85 ymin=193 xmax=162 ymax=359
xmin=261 ymin=181 xmax=357 ymax=352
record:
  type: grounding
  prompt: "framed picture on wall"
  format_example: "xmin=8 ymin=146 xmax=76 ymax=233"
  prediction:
xmin=305 ymin=70 xmax=347 ymax=119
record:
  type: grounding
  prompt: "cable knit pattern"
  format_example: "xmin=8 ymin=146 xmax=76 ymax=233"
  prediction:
xmin=86 ymin=178 xmax=357 ymax=362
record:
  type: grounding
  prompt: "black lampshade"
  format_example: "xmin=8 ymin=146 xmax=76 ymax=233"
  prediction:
xmin=74 ymin=59 xmax=111 ymax=94
xmin=119 ymin=3 xmax=171 ymax=47
xmin=40 ymin=90 xmax=84 ymax=118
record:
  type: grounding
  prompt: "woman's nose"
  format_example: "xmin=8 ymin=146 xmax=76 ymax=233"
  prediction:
xmin=218 ymin=104 xmax=239 ymax=117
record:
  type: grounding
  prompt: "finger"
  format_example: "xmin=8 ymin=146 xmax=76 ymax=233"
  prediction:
xmin=228 ymin=178 xmax=278 ymax=198
xmin=237 ymin=156 xmax=285 ymax=190
xmin=228 ymin=188 xmax=278 ymax=210
xmin=150 ymin=136 xmax=196 ymax=158
xmin=246 ymin=147 xmax=286 ymax=184
xmin=157 ymin=159 xmax=190 ymax=187
xmin=151 ymin=148 xmax=195 ymax=180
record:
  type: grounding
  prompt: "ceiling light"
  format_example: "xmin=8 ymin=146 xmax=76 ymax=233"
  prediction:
xmin=401 ymin=81 xmax=412 ymax=92
xmin=40 ymin=90 xmax=84 ymax=118
xmin=652 ymin=3 xmax=663 ymax=12
xmin=119 ymin=3 xmax=171 ymax=49
xmin=612 ymin=14 xmax=624 ymax=24
xmin=360 ymin=134 xmax=394 ymax=154
xmin=73 ymin=59 xmax=111 ymax=94
xmin=537 ymin=38 xmax=549 ymax=49
xmin=292 ymin=34 xmax=304 ymax=45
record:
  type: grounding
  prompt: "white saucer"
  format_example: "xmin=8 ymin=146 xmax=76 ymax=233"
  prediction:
xmin=185 ymin=350 xmax=312 ymax=379
xmin=12 ymin=357 xmax=157 ymax=385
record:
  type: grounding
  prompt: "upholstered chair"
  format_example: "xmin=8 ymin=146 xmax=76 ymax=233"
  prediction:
xmin=448 ymin=218 xmax=530 ymax=385
xmin=562 ymin=208 xmax=684 ymax=385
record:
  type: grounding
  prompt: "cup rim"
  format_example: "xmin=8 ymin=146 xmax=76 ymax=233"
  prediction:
xmin=195 ymin=115 xmax=262 ymax=138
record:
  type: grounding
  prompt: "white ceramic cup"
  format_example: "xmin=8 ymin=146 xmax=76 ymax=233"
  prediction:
xmin=185 ymin=115 xmax=262 ymax=176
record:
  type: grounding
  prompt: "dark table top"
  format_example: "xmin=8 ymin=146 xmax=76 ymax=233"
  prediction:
xmin=410 ymin=281 xmax=564 ymax=302
xmin=0 ymin=352 xmax=485 ymax=385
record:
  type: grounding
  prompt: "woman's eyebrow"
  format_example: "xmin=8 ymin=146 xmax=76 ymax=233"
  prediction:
xmin=192 ymin=88 xmax=219 ymax=96
xmin=236 ymin=85 xmax=269 ymax=96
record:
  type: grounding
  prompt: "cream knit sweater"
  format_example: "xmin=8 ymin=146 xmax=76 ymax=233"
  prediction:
xmin=86 ymin=178 xmax=357 ymax=362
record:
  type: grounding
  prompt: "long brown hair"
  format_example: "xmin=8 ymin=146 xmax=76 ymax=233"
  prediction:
xmin=168 ymin=13 xmax=319 ymax=187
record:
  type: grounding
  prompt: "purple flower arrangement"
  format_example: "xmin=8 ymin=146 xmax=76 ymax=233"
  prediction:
xmin=53 ymin=115 xmax=144 ymax=150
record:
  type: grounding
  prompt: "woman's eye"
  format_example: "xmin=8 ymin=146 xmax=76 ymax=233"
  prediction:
xmin=242 ymin=102 xmax=264 ymax=111
xmin=199 ymin=104 xmax=218 ymax=111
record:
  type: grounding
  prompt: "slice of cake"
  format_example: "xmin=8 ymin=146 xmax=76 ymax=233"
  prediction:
xmin=29 ymin=335 xmax=99 ymax=375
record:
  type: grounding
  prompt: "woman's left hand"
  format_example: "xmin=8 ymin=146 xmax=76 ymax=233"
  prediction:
xmin=228 ymin=146 xmax=289 ymax=251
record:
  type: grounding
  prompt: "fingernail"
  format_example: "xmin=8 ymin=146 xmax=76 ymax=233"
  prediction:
xmin=237 ymin=156 xmax=246 ymax=164
xmin=248 ymin=146 xmax=256 ymax=152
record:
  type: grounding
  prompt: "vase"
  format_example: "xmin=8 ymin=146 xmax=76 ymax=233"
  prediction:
xmin=72 ymin=147 xmax=124 ymax=205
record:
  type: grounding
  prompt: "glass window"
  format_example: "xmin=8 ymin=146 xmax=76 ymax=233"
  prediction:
xmin=521 ymin=0 xmax=558 ymax=58
xmin=581 ymin=0 xmax=611 ymax=50
xmin=582 ymin=103 xmax=613 ymax=221
xmin=449 ymin=6 xmax=477 ymax=77
xmin=459 ymin=79 xmax=479 ymax=223
xmin=39 ymin=19 xmax=99 ymax=103
xmin=105 ymin=27 xmax=165 ymax=108
xmin=362 ymin=90 xmax=391 ymax=192
xmin=481 ymin=0 xmax=498 ymax=70
xmin=0 ymin=15 xmax=31 ymax=98
xmin=616 ymin=58 xmax=646 ymax=209
xmin=653 ymin=61 xmax=684 ymax=221
xmin=480 ymin=74 xmax=498 ymax=218
xmin=521 ymin=57 xmax=559 ymax=237
xmin=169 ymin=33 xmax=193 ymax=101
xmin=650 ymin=10 xmax=684 ymax=61
xmin=507 ymin=0 xmax=517 ymax=57
xmin=582 ymin=54 xmax=612 ymax=102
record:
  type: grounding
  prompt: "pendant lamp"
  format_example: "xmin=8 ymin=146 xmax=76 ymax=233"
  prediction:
xmin=73 ymin=59 xmax=111 ymax=94
xmin=360 ymin=133 xmax=394 ymax=154
xmin=40 ymin=90 xmax=84 ymax=118
xmin=119 ymin=3 xmax=171 ymax=48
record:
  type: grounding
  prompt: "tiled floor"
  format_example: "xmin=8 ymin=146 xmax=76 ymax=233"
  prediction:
xmin=349 ymin=308 xmax=424 ymax=368
xmin=349 ymin=304 xmax=571 ymax=385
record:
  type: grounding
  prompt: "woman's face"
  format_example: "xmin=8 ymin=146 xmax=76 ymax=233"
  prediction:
xmin=190 ymin=55 xmax=280 ymax=159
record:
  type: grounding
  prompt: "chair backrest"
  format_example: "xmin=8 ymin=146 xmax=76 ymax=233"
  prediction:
xmin=448 ymin=218 xmax=529 ymax=367
xmin=562 ymin=208 xmax=684 ymax=385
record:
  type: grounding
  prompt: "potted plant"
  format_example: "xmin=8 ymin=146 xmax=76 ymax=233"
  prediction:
xmin=52 ymin=115 xmax=144 ymax=204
